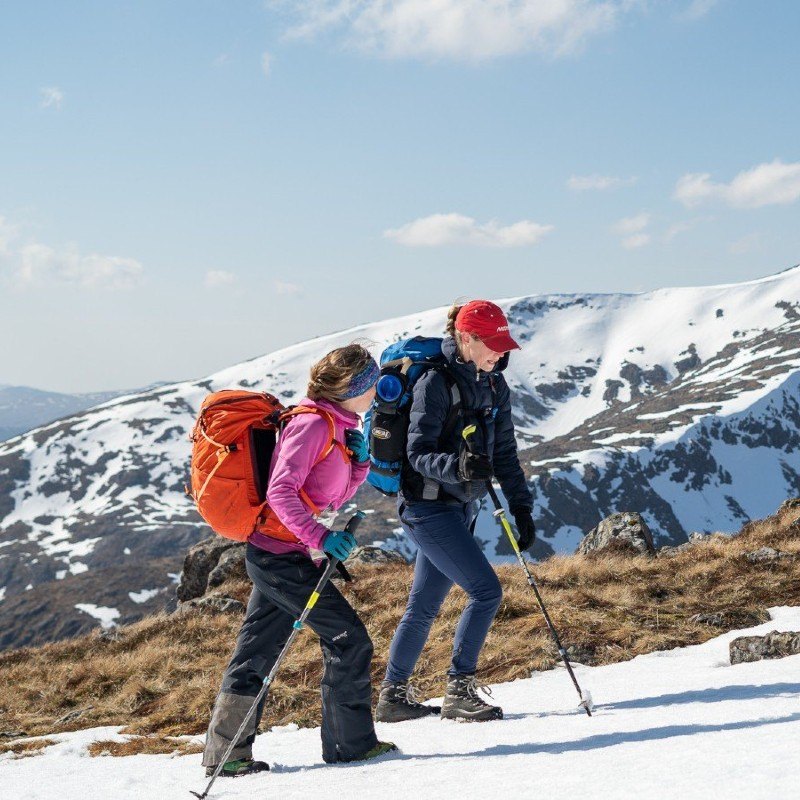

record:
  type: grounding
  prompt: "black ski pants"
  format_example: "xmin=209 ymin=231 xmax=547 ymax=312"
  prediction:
xmin=202 ymin=544 xmax=378 ymax=766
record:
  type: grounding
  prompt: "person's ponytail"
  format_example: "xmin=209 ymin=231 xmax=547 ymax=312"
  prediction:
xmin=445 ymin=303 xmax=463 ymax=337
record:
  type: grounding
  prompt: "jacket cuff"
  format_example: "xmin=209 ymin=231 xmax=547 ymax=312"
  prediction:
xmin=509 ymin=505 xmax=532 ymax=517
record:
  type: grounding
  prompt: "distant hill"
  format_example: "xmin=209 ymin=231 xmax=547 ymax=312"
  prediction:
xmin=0 ymin=384 xmax=166 ymax=442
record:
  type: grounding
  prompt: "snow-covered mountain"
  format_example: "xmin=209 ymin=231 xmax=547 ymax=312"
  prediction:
xmin=1 ymin=266 xmax=799 ymax=648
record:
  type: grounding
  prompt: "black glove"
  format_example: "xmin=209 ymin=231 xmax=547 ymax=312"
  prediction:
xmin=511 ymin=506 xmax=536 ymax=550
xmin=458 ymin=449 xmax=493 ymax=482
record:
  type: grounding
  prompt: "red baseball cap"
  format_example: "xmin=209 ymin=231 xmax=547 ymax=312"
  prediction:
xmin=455 ymin=300 xmax=520 ymax=352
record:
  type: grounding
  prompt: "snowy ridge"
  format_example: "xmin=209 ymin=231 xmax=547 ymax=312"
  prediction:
xmin=2 ymin=607 xmax=799 ymax=799
xmin=0 ymin=267 xmax=799 ymax=642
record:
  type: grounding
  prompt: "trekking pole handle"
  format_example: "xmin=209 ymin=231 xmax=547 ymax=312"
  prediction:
xmin=461 ymin=423 xmax=478 ymax=452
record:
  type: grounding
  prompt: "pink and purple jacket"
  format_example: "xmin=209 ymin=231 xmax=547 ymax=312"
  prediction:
xmin=248 ymin=397 xmax=369 ymax=556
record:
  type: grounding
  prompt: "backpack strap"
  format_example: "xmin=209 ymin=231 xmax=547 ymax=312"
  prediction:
xmin=438 ymin=370 xmax=463 ymax=446
xmin=192 ymin=414 xmax=239 ymax=504
xmin=275 ymin=405 xmax=349 ymax=515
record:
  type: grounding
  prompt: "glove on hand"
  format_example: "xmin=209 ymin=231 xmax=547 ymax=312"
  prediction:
xmin=458 ymin=449 xmax=493 ymax=482
xmin=510 ymin=507 xmax=536 ymax=551
xmin=345 ymin=429 xmax=369 ymax=463
xmin=322 ymin=530 xmax=357 ymax=561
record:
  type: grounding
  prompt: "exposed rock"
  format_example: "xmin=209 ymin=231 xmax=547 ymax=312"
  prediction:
xmin=348 ymin=546 xmax=409 ymax=565
xmin=55 ymin=706 xmax=94 ymax=726
xmin=0 ymin=731 xmax=27 ymax=739
xmin=777 ymin=497 xmax=800 ymax=513
xmin=176 ymin=596 xmax=246 ymax=616
xmin=177 ymin=537 xmax=241 ymax=602
xmin=577 ymin=512 xmax=656 ymax=556
xmin=207 ymin=545 xmax=247 ymax=589
xmin=565 ymin=643 xmax=596 ymax=665
xmin=658 ymin=542 xmax=694 ymax=558
xmin=730 ymin=630 xmax=800 ymax=665
xmin=745 ymin=547 xmax=793 ymax=564
xmin=690 ymin=612 xmax=727 ymax=627
xmin=690 ymin=609 xmax=768 ymax=628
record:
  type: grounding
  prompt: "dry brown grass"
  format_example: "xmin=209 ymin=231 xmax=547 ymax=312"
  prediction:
xmin=87 ymin=738 xmax=204 ymax=757
xmin=0 ymin=738 xmax=57 ymax=758
xmin=1 ymin=501 xmax=798 ymax=757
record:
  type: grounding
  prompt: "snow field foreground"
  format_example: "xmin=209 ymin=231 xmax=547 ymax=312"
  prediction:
xmin=3 ymin=607 xmax=800 ymax=800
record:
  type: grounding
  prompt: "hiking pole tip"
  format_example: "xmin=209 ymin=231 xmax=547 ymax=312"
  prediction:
xmin=579 ymin=688 xmax=594 ymax=716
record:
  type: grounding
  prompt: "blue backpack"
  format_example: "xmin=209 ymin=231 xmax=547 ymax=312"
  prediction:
xmin=364 ymin=337 xmax=462 ymax=496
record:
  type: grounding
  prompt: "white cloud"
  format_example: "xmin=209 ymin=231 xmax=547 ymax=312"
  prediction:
xmin=729 ymin=233 xmax=760 ymax=255
xmin=15 ymin=244 xmax=143 ymax=289
xmin=674 ymin=160 xmax=800 ymax=209
xmin=621 ymin=232 xmax=650 ymax=249
xmin=261 ymin=51 xmax=272 ymax=77
xmin=0 ymin=216 xmax=143 ymax=290
xmin=567 ymin=174 xmax=637 ymax=191
xmin=384 ymin=213 xmax=553 ymax=248
xmin=678 ymin=0 xmax=720 ymax=21
xmin=40 ymin=86 xmax=64 ymax=110
xmin=663 ymin=220 xmax=695 ymax=242
xmin=613 ymin=212 xmax=650 ymax=235
xmin=275 ymin=280 xmax=303 ymax=295
xmin=213 ymin=53 xmax=231 ymax=66
xmin=205 ymin=270 xmax=236 ymax=288
xmin=613 ymin=212 xmax=651 ymax=249
xmin=282 ymin=1 xmax=638 ymax=61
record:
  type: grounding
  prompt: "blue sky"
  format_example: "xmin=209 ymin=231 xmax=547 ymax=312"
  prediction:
xmin=1 ymin=0 xmax=798 ymax=392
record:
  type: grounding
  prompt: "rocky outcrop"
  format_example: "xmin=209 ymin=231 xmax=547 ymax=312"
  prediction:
xmin=658 ymin=542 xmax=695 ymax=558
xmin=689 ymin=609 xmax=769 ymax=628
xmin=577 ymin=512 xmax=656 ymax=556
xmin=729 ymin=630 xmax=800 ymax=664
xmin=176 ymin=537 xmax=243 ymax=602
xmin=176 ymin=596 xmax=246 ymax=616
xmin=207 ymin=545 xmax=248 ymax=589
xmin=348 ymin=546 xmax=409 ymax=565
xmin=744 ymin=547 xmax=793 ymax=564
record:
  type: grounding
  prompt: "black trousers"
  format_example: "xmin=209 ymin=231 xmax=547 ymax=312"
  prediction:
xmin=202 ymin=544 xmax=378 ymax=765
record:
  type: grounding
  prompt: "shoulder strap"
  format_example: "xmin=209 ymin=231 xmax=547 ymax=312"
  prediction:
xmin=277 ymin=406 xmax=349 ymax=515
xmin=437 ymin=368 xmax=463 ymax=447
xmin=278 ymin=405 xmax=348 ymax=464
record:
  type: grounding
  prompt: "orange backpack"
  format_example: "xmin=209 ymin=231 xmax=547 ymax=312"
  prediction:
xmin=189 ymin=390 xmax=344 ymax=542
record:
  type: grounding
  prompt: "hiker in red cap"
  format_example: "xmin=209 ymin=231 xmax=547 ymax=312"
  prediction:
xmin=375 ymin=299 xmax=535 ymax=723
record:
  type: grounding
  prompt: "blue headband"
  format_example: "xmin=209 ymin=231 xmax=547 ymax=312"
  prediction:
xmin=341 ymin=358 xmax=380 ymax=399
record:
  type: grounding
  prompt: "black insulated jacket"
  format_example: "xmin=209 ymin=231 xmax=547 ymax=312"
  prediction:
xmin=401 ymin=336 xmax=533 ymax=510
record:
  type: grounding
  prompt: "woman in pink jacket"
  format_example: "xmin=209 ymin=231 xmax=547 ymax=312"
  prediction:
xmin=202 ymin=344 xmax=395 ymax=777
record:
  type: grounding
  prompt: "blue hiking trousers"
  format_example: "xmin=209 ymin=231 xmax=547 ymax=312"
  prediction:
xmin=385 ymin=500 xmax=503 ymax=682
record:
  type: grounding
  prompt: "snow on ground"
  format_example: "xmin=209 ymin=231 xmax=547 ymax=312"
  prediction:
xmin=73 ymin=604 xmax=120 ymax=629
xmin=2 ymin=607 xmax=799 ymax=799
xmin=128 ymin=588 xmax=160 ymax=604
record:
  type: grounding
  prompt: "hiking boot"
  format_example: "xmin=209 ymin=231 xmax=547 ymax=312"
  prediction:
xmin=441 ymin=674 xmax=503 ymax=721
xmin=375 ymin=680 xmax=441 ymax=723
xmin=205 ymin=757 xmax=270 ymax=777
xmin=337 ymin=741 xmax=398 ymax=763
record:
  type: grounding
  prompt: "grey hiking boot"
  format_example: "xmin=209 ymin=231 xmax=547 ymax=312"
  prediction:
xmin=441 ymin=674 xmax=503 ymax=721
xmin=375 ymin=680 xmax=441 ymax=723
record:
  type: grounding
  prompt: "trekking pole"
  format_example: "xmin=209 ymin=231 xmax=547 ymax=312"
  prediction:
xmin=191 ymin=510 xmax=366 ymax=800
xmin=461 ymin=426 xmax=593 ymax=717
